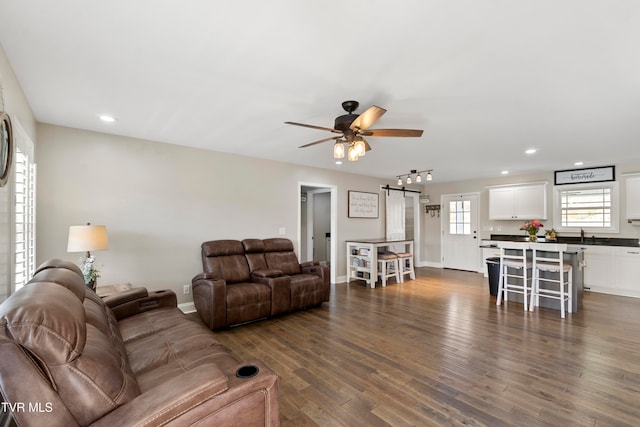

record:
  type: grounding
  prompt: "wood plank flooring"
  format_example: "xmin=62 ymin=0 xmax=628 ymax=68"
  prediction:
xmin=203 ymin=268 xmax=640 ymax=426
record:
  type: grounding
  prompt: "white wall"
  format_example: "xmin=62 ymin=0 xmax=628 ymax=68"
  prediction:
xmin=36 ymin=123 xmax=388 ymax=303
xmin=419 ymin=167 xmax=640 ymax=266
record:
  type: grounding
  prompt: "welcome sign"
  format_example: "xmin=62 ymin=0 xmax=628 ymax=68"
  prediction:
xmin=554 ymin=165 xmax=615 ymax=185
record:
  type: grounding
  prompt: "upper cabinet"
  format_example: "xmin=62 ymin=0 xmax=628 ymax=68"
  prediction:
xmin=489 ymin=182 xmax=548 ymax=220
xmin=626 ymin=174 xmax=640 ymax=221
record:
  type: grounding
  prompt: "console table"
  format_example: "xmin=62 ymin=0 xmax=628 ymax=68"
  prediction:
xmin=346 ymin=238 xmax=414 ymax=288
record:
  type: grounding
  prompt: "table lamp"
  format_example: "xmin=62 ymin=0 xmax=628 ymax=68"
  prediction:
xmin=67 ymin=222 xmax=109 ymax=290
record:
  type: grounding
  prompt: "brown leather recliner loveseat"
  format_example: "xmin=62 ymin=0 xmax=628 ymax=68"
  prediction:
xmin=0 ymin=259 xmax=279 ymax=426
xmin=192 ymin=238 xmax=330 ymax=330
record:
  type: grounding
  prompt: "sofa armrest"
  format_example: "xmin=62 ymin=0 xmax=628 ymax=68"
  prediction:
xmin=91 ymin=363 xmax=228 ymax=427
xmin=192 ymin=275 xmax=227 ymax=330
xmin=93 ymin=361 xmax=279 ymax=427
xmin=109 ymin=290 xmax=178 ymax=320
xmin=300 ymin=261 xmax=318 ymax=268
xmin=102 ymin=287 xmax=148 ymax=308
xmin=251 ymin=269 xmax=284 ymax=278
xmin=193 ymin=272 xmax=220 ymax=281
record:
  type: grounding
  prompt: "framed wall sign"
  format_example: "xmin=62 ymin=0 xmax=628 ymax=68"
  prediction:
xmin=348 ymin=191 xmax=379 ymax=218
xmin=0 ymin=112 xmax=13 ymax=187
xmin=554 ymin=165 xmax=615 ymax=185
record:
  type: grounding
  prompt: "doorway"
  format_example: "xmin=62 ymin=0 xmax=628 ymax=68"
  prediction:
xmin=299 ymin=183 xmax=337 ymax=284
xmin=441 ymin=193 xmax=480 ymax=271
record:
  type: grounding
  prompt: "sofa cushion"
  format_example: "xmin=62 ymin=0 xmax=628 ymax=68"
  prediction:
xmin=121 ymin=307 xmax=240 ymax=391
xmin=226 ymin=282 xmax=271 ymax=326
xmin=243 ymin=239 xmax=269 ymax=271
xmin=289 ymin=274 xmax=326 ymax=310
xmin=202 ymin=240 xmax=251 ymax=284
xmin=263 ymin=238 xmax=302 ymax=275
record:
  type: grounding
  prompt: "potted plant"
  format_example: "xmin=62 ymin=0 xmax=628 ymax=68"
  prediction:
xmin=520 ymin=220 xmax=544 ymax=242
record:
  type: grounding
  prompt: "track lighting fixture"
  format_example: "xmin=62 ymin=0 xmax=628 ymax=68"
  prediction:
xmin=395 ymin=169 xmax=433 ymax=185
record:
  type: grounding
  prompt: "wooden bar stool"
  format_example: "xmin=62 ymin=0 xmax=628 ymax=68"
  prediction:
xmin=377 ymin=253 xmax=400 ymax=287
xmin=496 ymin=241 xmax=531 ymax=311
xmin=395 ymin=252 xmax=415 ymax=283
xmin=529 ymin=243 xmax=572 ymax=318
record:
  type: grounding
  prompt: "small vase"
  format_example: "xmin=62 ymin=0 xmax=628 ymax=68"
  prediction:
xmin=528 ymin=233 xmax=537 ymax=242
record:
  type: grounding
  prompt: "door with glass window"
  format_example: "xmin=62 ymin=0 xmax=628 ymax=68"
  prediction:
xmin=441 ymin=193 xmax=480 ymax=271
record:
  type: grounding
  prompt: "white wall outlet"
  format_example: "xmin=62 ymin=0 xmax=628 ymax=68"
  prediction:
xmin=278 ymin=227 xmax=286 ymax=235
xmin=183 ymin=284 xmax=190 ymax=295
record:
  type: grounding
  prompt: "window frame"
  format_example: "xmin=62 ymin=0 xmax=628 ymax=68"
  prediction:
xmin=553 ymin=181 xmax=619 ymax=233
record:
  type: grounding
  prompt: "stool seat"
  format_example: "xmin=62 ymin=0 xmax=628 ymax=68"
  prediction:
xmin=394 ymin=252 xmax=415 ymax=283
xmin=377 ymin=253 xmax=399 ymax=287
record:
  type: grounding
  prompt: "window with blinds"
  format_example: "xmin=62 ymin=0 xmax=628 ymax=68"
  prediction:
xmin=554 ymin=182 xmax=619 ymax=232
xmin=14 ymin=147 xmax=36 ymax=291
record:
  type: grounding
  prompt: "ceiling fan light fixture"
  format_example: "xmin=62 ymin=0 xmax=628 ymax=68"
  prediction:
xmin=416 ymin=174 xmax=422 ymax=183
xmin=354 ymin=137 xmax=366 ymax=157
xmin=347 ymin=144 xmax=359 ymax=162
xmin=406 ymin=175 xmax=412 ymax=184
xmin=426 ymin=171 xmax=433 ymax=181
xmin=397 ymin=177 xmax=403 ymax=185
xmin=333 ymin=141 xmax=345 ymax=159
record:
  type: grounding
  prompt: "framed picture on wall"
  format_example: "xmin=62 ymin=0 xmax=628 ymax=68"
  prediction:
xmin=0 ymin=112 xmax=13 ymax=187
xmin=348 ymin=191 xmax=379 ymax=218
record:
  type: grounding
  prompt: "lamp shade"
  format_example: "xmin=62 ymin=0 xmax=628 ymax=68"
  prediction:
xmin=67 ymin=224 xmax=109 ymax=252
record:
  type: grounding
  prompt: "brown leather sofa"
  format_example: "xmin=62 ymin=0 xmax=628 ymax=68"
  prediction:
xmin=192 ymin=238 xmax=330 ymax=330
xmin=0 ymin=259 xmax=279 ymax=427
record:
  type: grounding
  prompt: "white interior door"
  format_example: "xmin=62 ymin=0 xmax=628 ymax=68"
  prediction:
xmin=441 ymin=193 xmax=480 ymax=271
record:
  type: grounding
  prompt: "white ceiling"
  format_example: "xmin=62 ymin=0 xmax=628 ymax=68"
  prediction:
xmin=1 ymin=1 xmax=639 ymax=183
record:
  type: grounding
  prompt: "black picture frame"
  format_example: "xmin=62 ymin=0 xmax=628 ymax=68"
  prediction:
xmin=554 ymin=165 xmax=615 ymax=185
xmin=0 ymin=112 xmax=13 ymax=187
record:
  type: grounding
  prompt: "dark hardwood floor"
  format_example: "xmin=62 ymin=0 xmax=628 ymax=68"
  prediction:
xmin=203 ymin=268 xmax=640 ymax=426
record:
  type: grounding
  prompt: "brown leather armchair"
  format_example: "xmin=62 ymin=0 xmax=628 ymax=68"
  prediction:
xmin=0 ymin=259 xmax=279 ymax=426
xmin=192 ymin=238 xmax=330 ymax=330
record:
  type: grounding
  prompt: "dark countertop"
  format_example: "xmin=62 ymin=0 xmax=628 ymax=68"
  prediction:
xmin=488 ymin=234 xmax=640 ymax=248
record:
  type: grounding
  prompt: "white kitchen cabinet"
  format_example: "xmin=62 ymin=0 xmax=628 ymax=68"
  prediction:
xmin=613 ymin=247 xmax=640 ymax=297
xmin=626 ymin=174 xmax=640 ymax=221
xmin=583 ymin=246 xmax=614 ymax=293
xmin=488 ymin=183 xmax=547 ymax=220
xmin=584 ymin=245 xmax=640 ymax=298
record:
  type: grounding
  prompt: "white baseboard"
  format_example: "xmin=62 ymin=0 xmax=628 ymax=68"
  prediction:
xmin=178 ymin=302 xmax=196 ymax=314
xmin=419 ymin=261 xmax=442 ymax=268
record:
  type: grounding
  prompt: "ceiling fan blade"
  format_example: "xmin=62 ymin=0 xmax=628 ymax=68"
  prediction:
xmin=349 ymin=105 xmax=386 ymax=131
xmin=285 ymin=121 xmax=341 ymax=134
xmin=298 ymin=135 xmax=342 ymax=148
xmin=363 ymin=128 xmax=424 ymax=137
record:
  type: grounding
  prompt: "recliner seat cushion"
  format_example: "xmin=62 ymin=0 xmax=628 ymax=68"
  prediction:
xmin=288 ymin=274 xmax=326 ymax=310
xmin=225 ymin=282 xmax=271 ymax=326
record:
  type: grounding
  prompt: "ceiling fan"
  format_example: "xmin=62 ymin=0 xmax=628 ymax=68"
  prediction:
xmin=285 ymin=100 xmax=423 ymax=161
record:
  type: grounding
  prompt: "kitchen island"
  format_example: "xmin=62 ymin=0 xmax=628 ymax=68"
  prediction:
xmin=482 ymin=236 xmax=586 ymax=312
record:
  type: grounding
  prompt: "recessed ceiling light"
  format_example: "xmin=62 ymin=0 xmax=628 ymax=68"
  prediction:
xmin=98 ymin=114 xmax=117 ymax=123
xmin=525 ymin=149 xmax=537 ymax=155
xmin=574 ymin=161 xmax=584 ymax=166
xmin=501 ymin=170 xmax=509 ymax=175
xmin=335 ymin=161 xmax=342 ymax=165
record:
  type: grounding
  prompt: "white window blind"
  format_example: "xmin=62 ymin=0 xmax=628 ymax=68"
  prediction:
xmin=14 ymin=146 xmax=36 ymax=291
xmin=553 ymin=182 xmax=619 ymax=233
xmin=10 ymin=118 xmax=36 ymax=294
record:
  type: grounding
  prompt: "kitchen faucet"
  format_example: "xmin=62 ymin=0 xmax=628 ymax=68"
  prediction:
xmin=580 ymin=228 xmax=585 ymax=243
